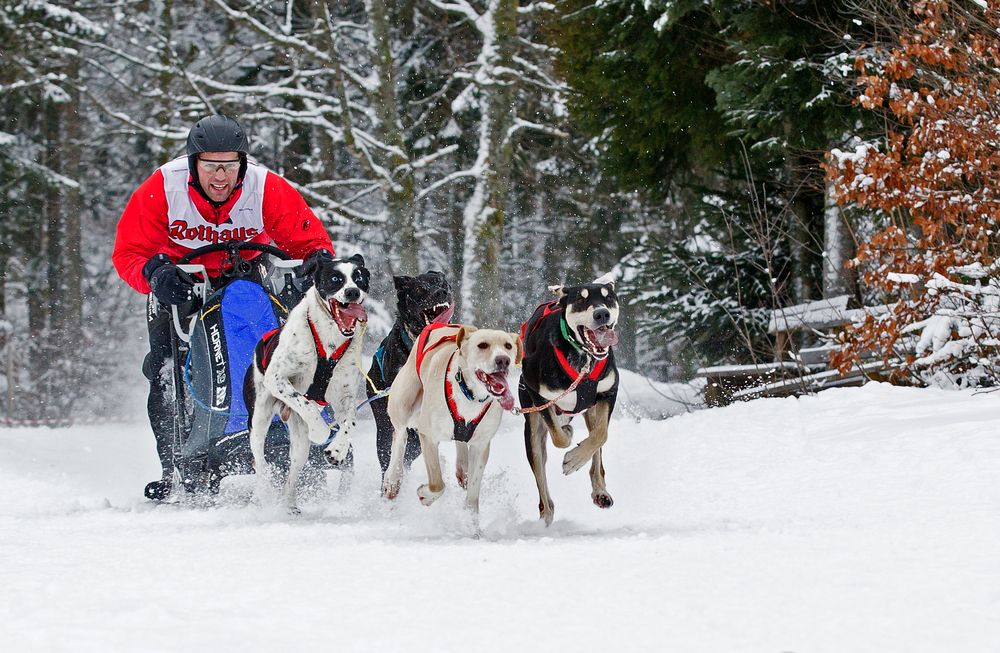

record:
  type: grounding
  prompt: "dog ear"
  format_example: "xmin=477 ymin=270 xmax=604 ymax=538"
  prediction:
xmin=511 ymin=333 xmax=524 ymax=366
xmin=393 ymin=275 xmax=414 ymax=292
xmin=348 ymin=253 xmax=366 ymax=268
xmin=455 ymin=325 xmax=478 ymax=349
xmin=427 ymin=270 xmax=452 ymax=291
xmin=548 ymin=284 xmax=565 ymax=298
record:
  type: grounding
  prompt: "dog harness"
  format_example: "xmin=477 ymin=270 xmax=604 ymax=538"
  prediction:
xmin=412 ymin=323 xmax=494 ymax=440
xmin=414 ymin=322 xmax=461 ymax=381
xmin=521 ymin=301 xmax=609 ymax=415
xmin=255 ymin=318 xmax=351 ymax=405
xmin=444 ymin=352 xmax=493 ymax=442
xmin=372 ymin=323 xmax=414 ymax=383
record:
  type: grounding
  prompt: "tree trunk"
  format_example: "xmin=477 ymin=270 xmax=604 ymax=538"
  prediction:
xmin=368 ymin=0 xmax=418 ymax=275
xmin=822 ymin=179 xmax=856 ymax=299
xmin=157 ymin=0 xmax=176 ymax=161
xmin=62 ymin=60 xmax=83 ymax=339
xmin=461 ymin=0 xmax=517 ymax=326
xmin=280 ymin=4 xmax=313 ymax=186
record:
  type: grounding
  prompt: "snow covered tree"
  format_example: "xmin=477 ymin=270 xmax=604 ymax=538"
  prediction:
xmin=623 ymin=232 xmax=782 ymax=376
xmin=0 ymin=2 xmax=103 ymax=419
xmin=0 ymin=0 xmax=649 ymax=419
xmin=827 ymin=0 xmax=1000 ymax=387
xmin=553 ymin=0 xmax=869 ymax=371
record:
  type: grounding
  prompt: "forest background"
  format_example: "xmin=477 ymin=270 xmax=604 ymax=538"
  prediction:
xmin=2 ymin=0 xmax=998 ymax=421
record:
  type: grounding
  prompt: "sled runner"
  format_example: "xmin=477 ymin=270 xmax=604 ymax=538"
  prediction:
xmin=163 ymin=241 xmax=340 ymax=496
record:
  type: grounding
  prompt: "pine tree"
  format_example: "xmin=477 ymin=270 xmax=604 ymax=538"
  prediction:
xmin=553 ymin=0 xmax=872 ymax=370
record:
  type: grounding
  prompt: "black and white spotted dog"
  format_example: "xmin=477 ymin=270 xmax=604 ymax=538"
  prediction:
xmin=246 ymin=253 xmax=369 ymax=510
xmin=518 ymin=281 xmax=621 ymax=526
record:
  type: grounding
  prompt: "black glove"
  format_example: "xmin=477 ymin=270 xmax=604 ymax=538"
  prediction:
xmin=143 ymin=254 xmax=194 ymax=305
xmin=299 ymin=248 xmax=334 ymax=277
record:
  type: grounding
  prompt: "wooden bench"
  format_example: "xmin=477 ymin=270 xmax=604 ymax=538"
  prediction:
xmin=768 ymin=294 xmax=851 ymax=360
xmin=696 ymin=296 xmax=893 ymax=406
xmin=697 ymin=362 xmax=802 ymax=407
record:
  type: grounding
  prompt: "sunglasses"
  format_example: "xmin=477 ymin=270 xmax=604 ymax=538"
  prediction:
xmin=197 ymin=159 xmax=241 ymax=173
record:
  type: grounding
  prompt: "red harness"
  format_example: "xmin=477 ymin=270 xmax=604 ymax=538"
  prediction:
xmin=414 ymin=322 xmax=461 ymax=381
xmin=521 ymin=301 xmax=610 ymax=415
xmin=255 ymin=317 xmax=351 ymax=405
xmin=554 ymin=345 xmax=607 ymax=382
xmin=443 ymin=352 xmax=492 ymax=442
xmin=522 ymin=301 xmax=608 ymax=382
xmin=413 ymin=323 xmax=492 ymax=441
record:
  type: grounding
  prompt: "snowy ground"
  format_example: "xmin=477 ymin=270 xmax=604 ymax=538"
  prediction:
xmin=1 ymin=382 xmax=998 ymax=652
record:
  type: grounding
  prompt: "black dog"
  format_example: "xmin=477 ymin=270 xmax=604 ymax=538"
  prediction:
xmin=367 ymin=271 xmax=454 ymax=475
xmin=518 ymin=282 xmax=620 ymax=526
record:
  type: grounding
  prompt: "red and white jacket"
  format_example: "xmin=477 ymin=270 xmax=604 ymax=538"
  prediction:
xmin=113 ymin=156 xmax=334 ymax=294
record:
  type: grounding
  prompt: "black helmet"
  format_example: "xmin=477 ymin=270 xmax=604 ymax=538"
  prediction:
xmin=186 ymin=114 xmax=250 ymax=204
xmin=186 ymin=114 xmax=248 ymax=155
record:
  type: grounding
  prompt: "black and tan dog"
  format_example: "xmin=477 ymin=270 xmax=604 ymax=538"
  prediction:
xmin=518 ymin=282 xmax=620 ymax=526
xmin=367 ymin=272 xmax=454 ymax=476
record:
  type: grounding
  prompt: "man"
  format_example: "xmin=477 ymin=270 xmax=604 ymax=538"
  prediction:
xmin=113 ymin=114 xmax=335 ymax=500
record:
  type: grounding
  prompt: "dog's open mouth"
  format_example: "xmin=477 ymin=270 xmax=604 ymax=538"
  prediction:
xmin=331 ymin=300 xmax=368 ymax=336
xmin=475 ymin=369 xmax=515 ymax=411
xmin=579 ymin=324 xmax=618 ymax=360
xmin=422 ymin=302 xmax=455 ymax=326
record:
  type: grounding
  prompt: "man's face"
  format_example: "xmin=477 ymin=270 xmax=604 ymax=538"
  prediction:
xmin=195 ymin=151 xmax=240 ymax=203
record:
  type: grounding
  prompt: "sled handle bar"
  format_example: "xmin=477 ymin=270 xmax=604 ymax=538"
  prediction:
xmin=170 ymin=242 xmax=300 ymax=342
xmin=176 ymin=241 xmax=293 ymax=265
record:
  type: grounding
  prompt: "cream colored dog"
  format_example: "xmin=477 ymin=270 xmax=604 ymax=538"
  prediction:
xmin=381 ymin=324 xmax=522 ymax=515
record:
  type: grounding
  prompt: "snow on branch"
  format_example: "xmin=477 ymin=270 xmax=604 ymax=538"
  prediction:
xmin=416 ymin=169 xmax=479 ymax=201
xmin=0 ymin=145 xmax=80 ymax=189
xmin=926 ymin=272 xmax=1000 ymax=297
xmin=395 ymin=144 xmax=459 ymax=175
xmin=294 ymin=184 xmax=382 ymax=226
xmin=0 ymin=74 xmax=68 ymax=96
xmin=210 ymin=0 xmax=333 ymax=64
xmin=504 ymin=118 xmax=568 ymax=144
xmin=518 ymin=3 xmax=556 ymax=14
xmin=427 ymin=0 xmax=483 ymax=26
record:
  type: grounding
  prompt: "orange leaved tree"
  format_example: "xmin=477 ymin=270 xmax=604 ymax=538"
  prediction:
xmin=827 ymin=0 xmax=1000 ymax=387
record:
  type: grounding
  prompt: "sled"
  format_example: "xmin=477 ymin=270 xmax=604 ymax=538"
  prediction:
xmin=165 ymin=241 xmax=346 ymax=495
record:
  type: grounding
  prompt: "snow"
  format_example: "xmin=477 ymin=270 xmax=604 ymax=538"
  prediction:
xmin=767 ymin=294 xmax=851 ymax=333
xmin=2 ymin=383 xmax=999 ymax=652
xmin=887 ymin=272 xmax=921 ymax=284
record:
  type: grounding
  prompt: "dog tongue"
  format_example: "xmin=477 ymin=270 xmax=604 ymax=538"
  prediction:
xmin=339 ymin=302 xmax=368 ymax=322
xmin=486 ymin=372 xmax=515 ymax=411
xmin=590 ymin=327 xmax=619 ymax=349
xmin=432 ymin=303 xmax=455 ymax=324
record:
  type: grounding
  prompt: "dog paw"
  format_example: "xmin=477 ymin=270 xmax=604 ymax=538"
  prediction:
xmin=417 ymin=484 xmax=444 ymax=506
xmin=562 ymin=445 xmax=590 ymax=475
xmin=382 ymin=476 xmax=401 ymax=500
xmin=324 ymin=437 xmax=351 ymax=465
xmin=539 ymin=499 xmax=555 ymax=526
xmin=550 ymin=424 xmax=573 ymax=449
xmin=592 ymin=490 xmax=614 ymax=509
